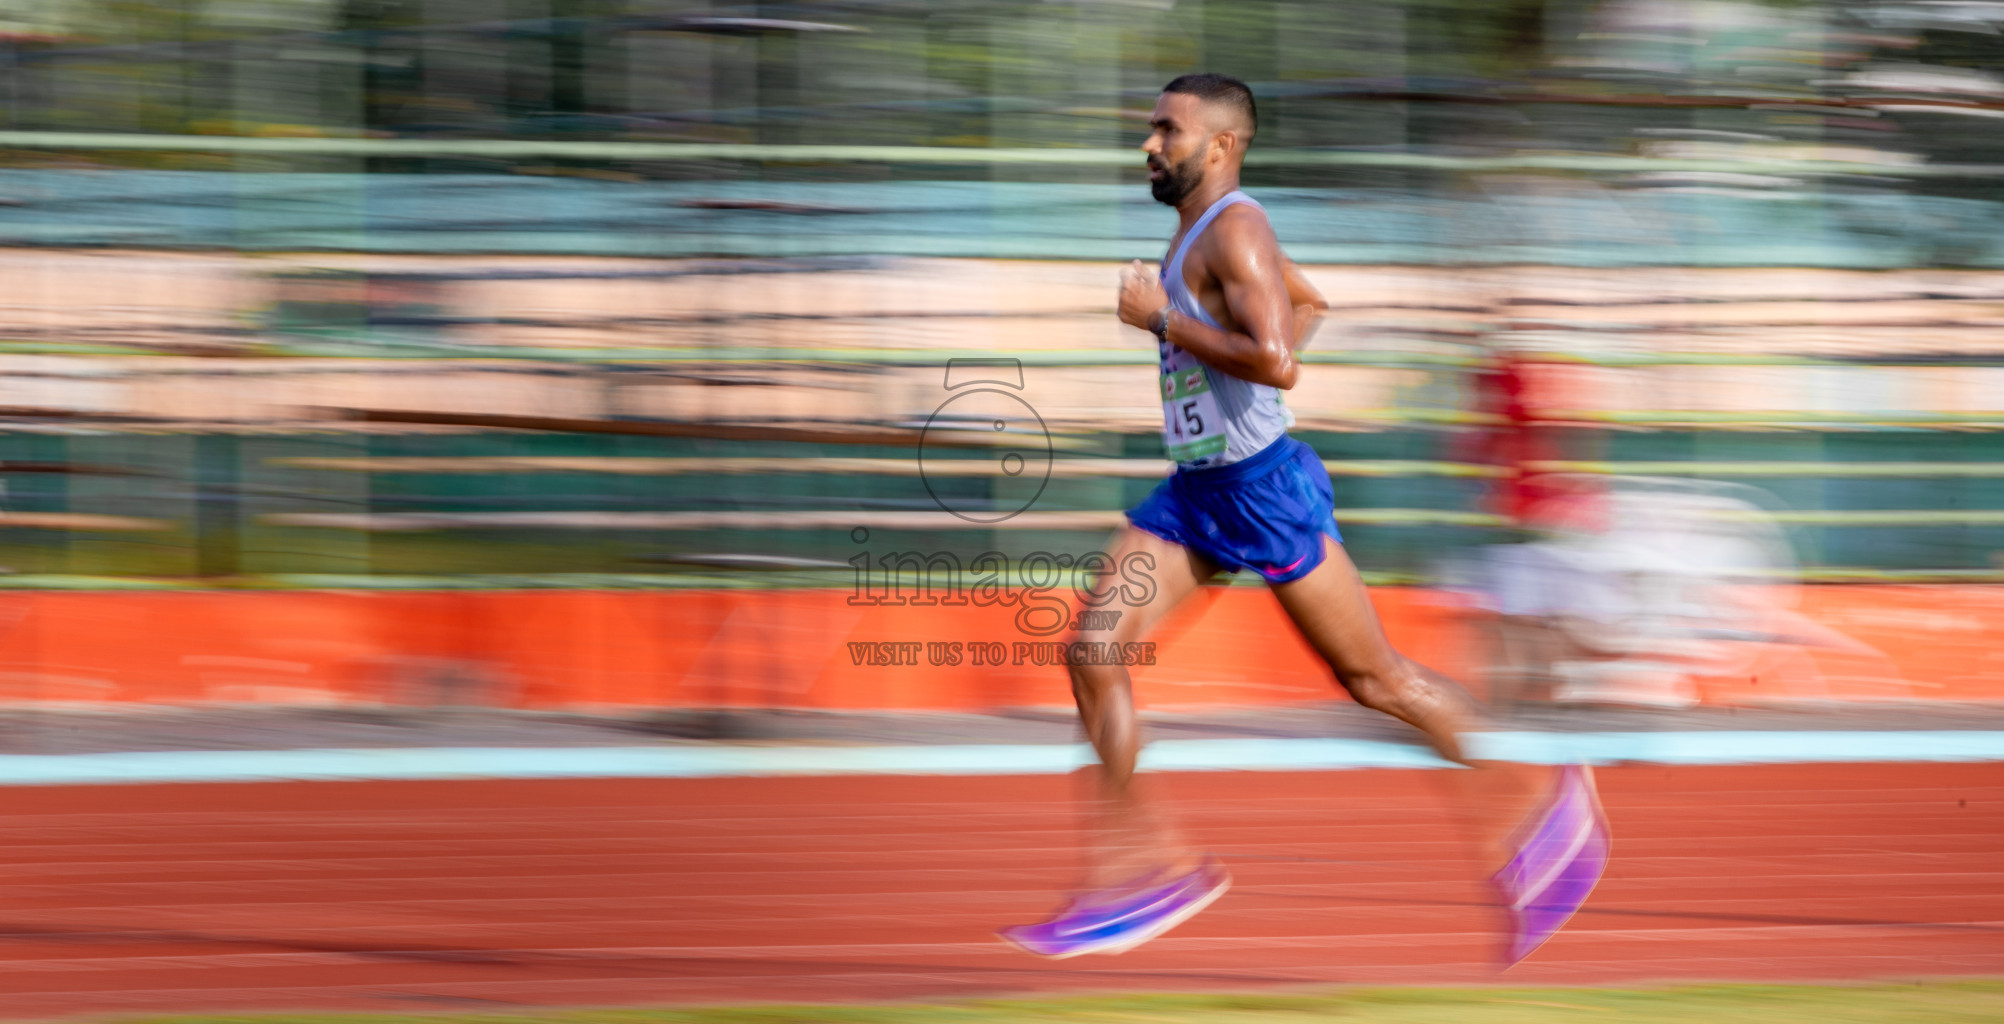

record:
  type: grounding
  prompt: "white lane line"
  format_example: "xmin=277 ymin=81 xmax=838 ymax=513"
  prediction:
xmin=0 ymin=730 xmax=1995 ymax=786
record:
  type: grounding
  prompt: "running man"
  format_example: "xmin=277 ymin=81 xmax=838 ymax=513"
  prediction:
xmin=998 ymin=73 xmax=1610 ymax=964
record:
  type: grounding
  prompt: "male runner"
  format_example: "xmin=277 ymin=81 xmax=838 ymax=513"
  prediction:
xmin=998 ymin=73 xmax=1610 ymax=964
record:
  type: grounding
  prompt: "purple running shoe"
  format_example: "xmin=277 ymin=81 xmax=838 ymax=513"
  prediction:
xmin=1493 ymin=764 xmax=1611 ymax=966
xmin=998 ymin=857 xmax=1231 ymax=958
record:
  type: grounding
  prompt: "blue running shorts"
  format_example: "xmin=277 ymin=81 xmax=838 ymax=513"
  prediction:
xmin=1125 ymin=435 xmax=1343 ymax=584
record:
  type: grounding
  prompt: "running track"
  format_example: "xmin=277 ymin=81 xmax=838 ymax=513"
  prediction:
xmin=0 ymin=763 xmax=1999 ymax=1018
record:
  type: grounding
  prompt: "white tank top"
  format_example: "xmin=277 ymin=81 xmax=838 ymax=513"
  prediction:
xmin=1157 ymin=190 xmax=1295 ymax=468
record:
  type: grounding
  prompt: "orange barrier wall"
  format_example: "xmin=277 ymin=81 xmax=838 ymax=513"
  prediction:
xmin=0 ymin=585 xmax=1985 ymax=709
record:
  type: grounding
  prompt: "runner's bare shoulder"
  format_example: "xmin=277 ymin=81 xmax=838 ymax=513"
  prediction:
xmin=1195 ymin=203 xmax=1283 ymax=281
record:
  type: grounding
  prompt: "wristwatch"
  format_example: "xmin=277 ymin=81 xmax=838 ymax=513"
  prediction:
xmin=1148 ymin=306 xmax=1173 ymax=345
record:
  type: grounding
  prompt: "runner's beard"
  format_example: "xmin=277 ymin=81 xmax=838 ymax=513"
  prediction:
xmin=1149 ymin=151 xmax=1204 ymax=205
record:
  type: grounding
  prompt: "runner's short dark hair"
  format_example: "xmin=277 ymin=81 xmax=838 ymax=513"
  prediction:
xmin=1162 ymin=73 xmax=1257 ymax=139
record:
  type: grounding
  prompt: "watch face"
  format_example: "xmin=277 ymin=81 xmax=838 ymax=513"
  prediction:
xmin=918 ymin=387 xmax=1053 ymax=524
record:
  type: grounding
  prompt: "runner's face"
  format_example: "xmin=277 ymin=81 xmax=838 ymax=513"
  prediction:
xmin=1143 ymin=94 xmax=1210 ymax=206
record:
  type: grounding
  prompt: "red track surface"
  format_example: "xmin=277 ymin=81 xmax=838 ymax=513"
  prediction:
xmin=0 ymin=763 xmax=1999 ymax=1018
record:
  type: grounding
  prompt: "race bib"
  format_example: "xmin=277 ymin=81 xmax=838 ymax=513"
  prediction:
xmin=1160 ymin=359 xmax=1227 ymax=462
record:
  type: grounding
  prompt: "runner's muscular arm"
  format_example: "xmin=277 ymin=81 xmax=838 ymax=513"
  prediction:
xmin=1116 ymin=207 xmax=1304 ymax=389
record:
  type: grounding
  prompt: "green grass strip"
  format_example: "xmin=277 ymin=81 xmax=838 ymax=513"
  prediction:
xmin=1516 ymin=353 xmax=1992 ymax=367
xmin=272 ymin=456 xmax=1504 ymax=479
xmin=0 ymin=569 xmax=1438 ymax=591
xmin=98 ymin=981 xmax=2004 ymax=1024
xmin=1532 ymin=461 xmax=2004 ymax=477
xmin=1539 ymin=411 xmax=2004 ymax=427
xmin=6 ymin=566 xmax=2004 ymax=589
xmin=4 ymin=132 xmax=1993 ymax=177
xmin=262 ymin=345 xmax=1486 ymax=370
xmin=1763 ymin=510 xmax=2004 ymax=526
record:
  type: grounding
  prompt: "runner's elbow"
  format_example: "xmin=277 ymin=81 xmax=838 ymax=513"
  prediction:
xmin=1261 ymin=345 xmax=1300 ymax=390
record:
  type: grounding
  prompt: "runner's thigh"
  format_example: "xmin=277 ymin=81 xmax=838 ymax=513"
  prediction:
xmin=1268 ymin=537 xmax=1403 ymax=683
xmin=1076 ymin=527 xmax=1218 ymax=645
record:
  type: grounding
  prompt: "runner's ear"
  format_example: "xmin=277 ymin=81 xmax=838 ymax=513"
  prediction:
xmin=1212 ymin=127 xmax=1246 ymax=164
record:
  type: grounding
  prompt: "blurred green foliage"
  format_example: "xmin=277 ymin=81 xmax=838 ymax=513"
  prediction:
xmin=7 ymin=0 xmax=2004 ymax=191
xmin=0 ymin=0 xmax=1749 ymax=148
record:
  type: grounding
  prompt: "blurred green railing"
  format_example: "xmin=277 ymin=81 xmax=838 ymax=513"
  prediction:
xmin=6 ymin=133 xmax=2002 ymax=178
